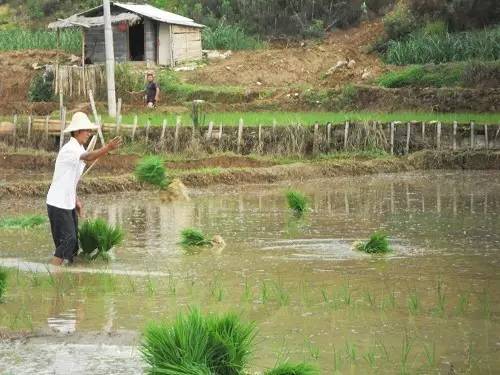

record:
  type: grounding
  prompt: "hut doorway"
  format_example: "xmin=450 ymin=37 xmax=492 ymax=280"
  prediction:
xmin=129 ymin=22 xmax=145 ymax=61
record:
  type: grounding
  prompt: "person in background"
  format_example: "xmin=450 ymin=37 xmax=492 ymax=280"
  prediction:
xmin=144 ymin=71 xmax=160 ymax=108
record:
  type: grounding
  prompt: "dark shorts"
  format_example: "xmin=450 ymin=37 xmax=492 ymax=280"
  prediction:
xmin=47 ymin=204 xmax=79 ymax=262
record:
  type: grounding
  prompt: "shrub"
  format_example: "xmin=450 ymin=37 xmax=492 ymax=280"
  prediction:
xmin=265 ymin=362 xmax=319 ymax=375
xmin=202 ymin=23 xmax=264 ymax=50
xmin=135 ymin=155 xmax=169 ymax=189
xmin=286 ymin=190 xmax=308 ymax=215
xmin=28 ymin=72 xmax=54 ymax=102
xmin=79 ymin=218 xmax=124 ymax=260
xmin=0 ymin=214 xmax=46 ymax=229
xmin=180 ymin=228 xmax=212 ymax=247
xmin=378 ymin=64 xmax=462 ymax=88
xmin=0 ymin=268 xmax=7 ymax=302
xmin=141 ymin=308 xmax=256 ymax=375
xmin=383 ymin=1 xmax=418 ymax=40
xmin=303 ymin=19 xmax=325 ymax=39
xmin=354 ymin=231 xmax=392 ymax=254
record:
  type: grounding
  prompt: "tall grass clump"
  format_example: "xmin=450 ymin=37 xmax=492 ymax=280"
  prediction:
xmin=203 ymin=23 xmax=265 ymax=50
xmin=0 ymin=214 xmax=46 ymax=229
xmin=79 ymin=218 xmax=124 ymax=260
xmin=0 ymin=28 xmax=81 ymax=53
xmin=141 ymin=308 xmax=256 ymax=374
xmin=180 ymin=228 xmax=212 ymax=247
xmin=354 ymin=232 xmax=392 ymax=254
xmin=385 ymin=26 xmax=500 ymax=65
xmin=265 ymin=362 xmax=319 ymax=375
xmin=0 ymin=268 xmax=7 ymax=302
xmin=135 ymin=155 xmax=169 ymax=189
xmin=286 ymin=190 xmax=308 ymax=215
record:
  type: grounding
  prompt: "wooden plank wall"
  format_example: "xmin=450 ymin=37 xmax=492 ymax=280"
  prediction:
xmin=172 ymin=25 xmax=202 ymax=64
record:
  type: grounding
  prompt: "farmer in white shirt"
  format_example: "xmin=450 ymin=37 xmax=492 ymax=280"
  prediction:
xmin=46 ymin=112 xmax=122 ymax=266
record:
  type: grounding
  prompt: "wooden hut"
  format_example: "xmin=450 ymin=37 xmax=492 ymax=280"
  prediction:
xmin=48 ymin=2 xmax=204 ymax=66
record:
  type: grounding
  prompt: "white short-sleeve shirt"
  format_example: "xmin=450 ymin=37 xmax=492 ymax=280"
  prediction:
xmin=46 ymin=137 xmax=86 ymax=210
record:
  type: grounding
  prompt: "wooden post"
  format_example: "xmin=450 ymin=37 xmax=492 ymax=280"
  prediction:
xmin=258 ymin=124 xmax=263 ymax=152
xmin=453 ymin=121 xmax=457 ymax=151
xmin=27 ymin=115 xmax=32 ymax=143
xmin=88 ymin=89 xmax=105 ymax=146
xmin=81 ymin=30 xmax=86 ymax=96
xmin=390 ymin=121 xmax=395 ymax=155
xmin=470 ymin=121 xmax=475 ymax=149
xmin=145 ymin=119 xmax=151 ymax=143
xmin=313 ymin=122 xmax=319 ymax=155
xmin=59 ymin=107 xmax=66 ymax=150
xmin=115 ymin=98 xmax=122 ymax=134
xmin=436 ymin=121 xmax=441 ymax=150
xmin=344 ymin=120 xmax=349 ymax=150
xmin=131 ymin=115 xmax=138 ymax=141
xmin=161 ymin=119 xmax=167 ymax=142
xmin=45 ymin=115 xmax=50 ymax=144
xmin=206 ymin=121 xmax=213 ymax=140
xmin=218 ymin=123 xmax=223 ymax=149
xmin=405 ymin=122 xmax=411 ymax=155
xmin=327 ymin=122 xmax=332 ymax=151
xmin=174 ymin=116 xmax=181 ymax=152
xmin=237 ymin=118 xmax=244 ymax=154
xmin=421 ymin=122 xmax=426 ymax=144
xmin=484 ymin=124 xmax=489 ymax=150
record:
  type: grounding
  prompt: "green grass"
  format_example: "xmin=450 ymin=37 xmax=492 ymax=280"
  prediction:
xmin=103 ymin=111 xmax=500 ymax=128
xmin=0 ymin=28 xmax=81 ymax=53
xmin=78 ymin=218 xmax=124 ymax=260
xmin=134 ymin=155 xmax=169 ymax=188
xmin=354 ymin=232 xmax=392 ymax=254
xmin=286 ymin=190 xmax=308 ymax=215
xmin=378 ymin=60 xmax=500 ymax=88
xmin=265 ymin=362 xmax=319 ymax=375
xmin=203 ymin=23 xmax=265 ymax=50
xmin=140 ymin=308 xmax=256 ymax=374
xmin=180 ymin=228 xmax=212 ymax=247
xmin=385 ymin=26 xmax=500 ymax=65
xmin=0 ymin=268 xmax=7 ymax=302
xmin=0 ymin=214 xmax=46 ymax=229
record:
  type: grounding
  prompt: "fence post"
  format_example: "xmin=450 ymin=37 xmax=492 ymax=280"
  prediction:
xmin=436 ymin=121 xmax=441 ymax=150
xmin=206 ymin=121 xmax=213 ymax=140
xmin=27 ymin=115 xmax=32 ymax=143
xmin=145 ymin=119 xmax=151 ymax=143
xmin=344 ymin=120 xmax=349 ymax=150
xmin=45 ymin=115 xmax=50 ymax=145
xmin=59 ymin=107 xmax=66 ymax=150
xmin=12 ymin=115 xmax=18 ymax=149
xmin=327 ymin=122 xmax=332 ymax=151
xmin=313 ymin=122 xmax=319 ymax=155
xmin=453 ymin=121 xmax=457 ymax=151
xmin=161 ymin=119 xmax=167 ymax=142
xmin=131 ymin=115 xmax=138 ymax=141
xmin=174 ymin=116 xmax=181 ymax=152
xmin=470 ymin=121 xmax=475 ymax=149
xmin=405 ymin=122 xmax=411 ymax=155
xmin=258 ymin=124 xmax=263 ymax=153
xmin=237 ymin=118 xmax=244 ymax=154
xmin=218 ymin=123 xmax=223 ymax=150
xmin=390 ymin=121 xmax=395 ymax=155
xmin=421 ymin=121 xmax=426 ymax=144
xmin=116 ymin=98 xmax=122 ymax=135
xmin=484 ymin=124 xmax=489 ymax=150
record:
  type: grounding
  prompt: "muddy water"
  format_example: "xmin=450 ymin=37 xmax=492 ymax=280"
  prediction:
xmin=0 ymin=171 xmax=499 ymax=374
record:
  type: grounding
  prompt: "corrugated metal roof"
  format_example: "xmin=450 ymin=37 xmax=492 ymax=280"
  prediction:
xmin=114 ymin=2 xmax=204 ymax=28
xmin=48 ymin=12 xmax=141 ymax=29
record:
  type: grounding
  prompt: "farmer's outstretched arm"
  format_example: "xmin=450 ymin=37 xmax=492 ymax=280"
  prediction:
xmin=80 ymin=137 xmax=122 ymax=162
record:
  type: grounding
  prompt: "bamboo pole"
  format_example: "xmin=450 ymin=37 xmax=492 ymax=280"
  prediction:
xmin=405 ymin=122 xmax=411 ymax=155
xmin=453 ymin=121 xmax=457 ymax=151
xmin=174 ymin=116 xmax=181 ymax=152
xmin=437 ymin=121 xmax=441 ymax=150
xmin=327 ymin=122 xmax=331 ymax=151
xmin=390 ymin=121 xmax=395 ymax=155
xmin=27 ymin=115 xmax=32 ymax=143
xmin=115 ymin=98 xmax=122 ymax=134
xmin=59 ymin=107 xmax=66 ymax=150
xmin=484 ymin=124 xmax=489 ymax=150
xmin=218 ymin=123 xmax=223 ymax=149
xmin=237 ymin=118 xmax=244 ymax=154
xmin=206 ymin=121 xmax=213 ymax=140
xmin=344 ymin=121 xmax=349 ymax=150
xmin=161 ymin=119 xmax=167 ymax=142
xmin=45 ymin=115 xmax=50 ymax=145
xmin=258 ymin=124 xmax=262 ymax=152
xmin=470 ymin=121 xmax=475 ymax=149
xmin=145 ymin=120 xmax=151 ymax=143
xmin=313 ymin=122 xmax=319 ymax=155
xmin=421 ymin=121 xmax=426 ymax=143
xmin=131 ymin=115 xmax=138 ymax=141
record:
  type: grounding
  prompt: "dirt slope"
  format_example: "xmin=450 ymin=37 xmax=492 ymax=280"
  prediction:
xmin=182 ymin=20 xmax=388 ymax=90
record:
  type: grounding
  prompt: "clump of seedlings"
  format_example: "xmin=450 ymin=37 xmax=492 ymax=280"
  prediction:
xmin=0 ymin=214 xmax=46 ymax=229
xmin=0 ymin=268 xmax=7 ymax=302
xmin=179 ymin=228 xmax=225 ymax=251
xmin=286 ymin=190 xmax=309 ymax=216
xmin=265 ymin=362 xmax=319 ymax=375
xmin=79 ymin=218 xmax=124 ymax=260
xmin=141 ymin=308 xmax=256 ymax=374
xmin=353 ymin=231 xmax=392 ymax=254
xmin=134 ymin=155 xmax=169 ymax=189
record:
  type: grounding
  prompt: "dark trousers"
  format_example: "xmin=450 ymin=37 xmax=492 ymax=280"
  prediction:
xmin=47 ymin=204 xmax=78 ymax=262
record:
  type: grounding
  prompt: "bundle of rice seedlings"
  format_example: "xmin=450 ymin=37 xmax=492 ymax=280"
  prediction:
xmin=354 ymin=231 xmax=392 ymax=254
xmin=134 ymin=155 xmax=169 ymax=189
xmin=0 ymin=215 xmax=46 ymax=229
xmin=141 ymin=308 xmax=256 ymax=374
xmin=180 ymin=228 xmax=212 ymax=247
xmin=79 ymin=218 xmax=124 ymax=260
xmin=265 ymin=362 xmax=319 ymax=375
xmin=0 ymin=268 xmax=7 ymax=302
xmin=286 ymin=190 xmax=308 ymax=215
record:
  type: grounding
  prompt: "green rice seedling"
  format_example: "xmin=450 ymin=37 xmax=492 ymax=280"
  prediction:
xmin=376 ymin=339 xmax=390 ymax=363
xmin=167 ymin=273 xmax=177 ymax=296
xmin=345 ymin=341 xmax=357 ymax=362
xmin=0 ymin=268 xmax=7 ymax=302
xmin=242 ymin=278 xmax=252 ymax=302
xmin=79 ymin=218 xmax=124 ymax=260
xmin=365 ymin=290 xmax=376 ymax=308
xmin=432 ymin=279 xmax=446 ymax=317
xmin=179 ymin=228 xmax=212 ymax=247
xmin=209 ymin=277 xmax=224 ymax=302
xmin=479 ymin=289 xmax=491 ymax=320
xmin=126 ymin=275 xmax=137 ymax=293
xmin=146 ymin=275 xmax=157 ymax=296
xmin=423 ymin=342 xmax=436 ymax=368
xmin=0 ymin=214 xmax=46 ymax=229
xmin=265 ymin=362 xmax=319 ymax=375
xmin=140 ymin=308 xmax=257 ymax=374
xmin=286 ymin=190 xmax=308 ymax=216
xmin=363 ymin=347 xmax=377 ymax=369
xmin=304 ymin=339 xmax=320 ymax=360
xmin=354 ymin=231 xmax=392 ymax=254
xmin=134 ymin=155 xmax=169 ymax=189
xmin=400 ymin=332 xmax=413 ymax=374
xmin=340 ymin=284 xmax=352 ymax=306
xmin=272 ymin=280 xmax=290 ymax=307
xmin=332 ymin=345 xmax=343 ymax=373
xmin=456 ymin=292 xmax=470 ymax=316
xmin=407 ymin=291 xmax=420 ymax=315
xmin=261 ymin=281 xmax=269 ymax=304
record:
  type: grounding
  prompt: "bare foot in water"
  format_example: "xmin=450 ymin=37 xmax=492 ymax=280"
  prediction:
xmin=50 ymin=257 xmax=63 ymax=266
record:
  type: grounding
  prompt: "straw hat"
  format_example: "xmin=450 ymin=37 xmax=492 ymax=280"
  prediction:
xmin=63 ymin=112 xmax=100 ymax=133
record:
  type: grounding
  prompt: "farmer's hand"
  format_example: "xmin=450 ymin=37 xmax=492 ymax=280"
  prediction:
xmin=76 ymin=198 xmax=83 ymax=217
xmin=106 ymin=136 xmax=122 ymax=152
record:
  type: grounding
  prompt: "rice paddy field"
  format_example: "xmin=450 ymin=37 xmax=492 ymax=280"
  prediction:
xmin=0 ymin=171 xmax=499 ymax=374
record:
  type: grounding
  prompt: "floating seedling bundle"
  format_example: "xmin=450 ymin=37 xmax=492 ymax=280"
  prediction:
xmin=286 ymin=190 xmax=309 ymax=216
xmin=265 ymin=362 xmax=319 ymax=375
xmin=79 ymin=218 xmax=124 ymax=260
xmin=134 ymin=155 xmax=170 ymax=189
xmin=354 ymin=231 xmax=392 ymax=254
xmin=0 ymin=215 xmax=46 ymax=229
xmin=180 ymin=228 xmax=212 ymax=247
